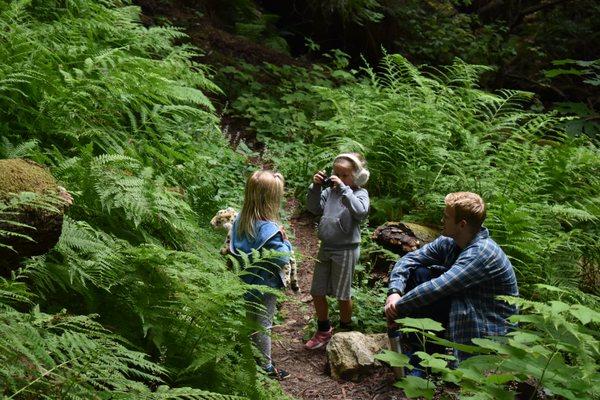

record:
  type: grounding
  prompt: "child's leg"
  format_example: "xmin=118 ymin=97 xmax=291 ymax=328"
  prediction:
xmin=339 ymin=299 xmax=352 ymax=325
xmin=306 ymin=250 xmax=335 ymax=349
xmin=331 ymin=247 xmax=359 ymax=326
xmin=313 ymin=295 xmax=329 ymax=322
xmin=310 ymin=249 xmax=332 ymax=329
xmin=247 ymin=292 xmax=277 ymax=368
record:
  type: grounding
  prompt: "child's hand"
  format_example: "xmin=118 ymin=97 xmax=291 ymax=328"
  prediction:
xmin=313 ymin=170 xmax=327 ymax=185
xmin=329 ymin=175 xmax=343 ymax=188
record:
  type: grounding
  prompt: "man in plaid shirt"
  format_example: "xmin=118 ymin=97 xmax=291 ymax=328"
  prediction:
xmin=385 ymin=192 xmax=518 ymax=366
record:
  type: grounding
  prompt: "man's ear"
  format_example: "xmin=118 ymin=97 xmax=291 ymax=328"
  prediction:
xmin=459 ymin=219 xmax=468 ymax=229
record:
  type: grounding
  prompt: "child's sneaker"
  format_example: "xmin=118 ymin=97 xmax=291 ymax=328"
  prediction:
xmin=264 ymin=365 xmax=291 ymax=380
xmin=305 ymin=327 xmax=333 ymax=349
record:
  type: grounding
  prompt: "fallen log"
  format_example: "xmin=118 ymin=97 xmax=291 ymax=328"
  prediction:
xmin=368 ymin=222 xmax=440 ymax=285
xmin=371 ymin=221 xmax=439 ymax=256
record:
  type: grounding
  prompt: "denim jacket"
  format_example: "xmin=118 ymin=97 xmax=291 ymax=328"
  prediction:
xmin=230 ymin=218 xmax=292 ymax=289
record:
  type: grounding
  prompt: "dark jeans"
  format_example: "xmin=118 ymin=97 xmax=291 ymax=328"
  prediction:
xmin=404 ymin=266 xmax=451 ymax=357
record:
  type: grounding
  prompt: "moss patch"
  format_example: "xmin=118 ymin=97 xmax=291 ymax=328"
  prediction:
xmin=401 ymin=221 xmax=440 ymax=244
xmin=0 ymin=158 xmax=57 ymax=200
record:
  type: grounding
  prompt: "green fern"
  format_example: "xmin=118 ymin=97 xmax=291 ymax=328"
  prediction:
xmin=0 ymin=306 xmax=248 ymax=399
xmin=229 ymin=54 xmax=600 ymax=300
xmin=0 ymin=0 xmax=270 ymax=398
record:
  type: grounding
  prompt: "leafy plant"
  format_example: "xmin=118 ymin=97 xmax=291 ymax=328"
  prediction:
xmin=545 ymin=59 xmax=600 ymax=141
xmin=0 ymin=298 xmax=247 ymax=399
xmin=0 ymin=0 xmax=281 ymax=398
xmin=377 ymin=289 xmax=600 ymax=400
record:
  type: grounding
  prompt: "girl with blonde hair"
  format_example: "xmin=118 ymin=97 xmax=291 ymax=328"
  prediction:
xmin=229 ymin=170 xmax=292 ymax=380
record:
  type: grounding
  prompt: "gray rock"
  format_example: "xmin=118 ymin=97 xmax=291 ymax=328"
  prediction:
xmin=326 ymin=331 xmax=388 ymax=381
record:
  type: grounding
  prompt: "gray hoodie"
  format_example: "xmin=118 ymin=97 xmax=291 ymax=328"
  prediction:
xmin=307 ymin=183 xmax=370 ymax=250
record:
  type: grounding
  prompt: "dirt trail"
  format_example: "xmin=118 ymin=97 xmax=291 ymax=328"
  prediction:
xmin=274 ymin=198 xmax=404 ymax=400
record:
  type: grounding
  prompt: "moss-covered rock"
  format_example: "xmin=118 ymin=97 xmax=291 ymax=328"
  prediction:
xmin=0 ymin=159 xmax=58 ymax=199
xmin=400 ymin=221 xmax=440 ymax=245
xmin=0 ymin=159 xmax=66 ymax=276
xmin=368 ymin=221 xmax=441 ymax=286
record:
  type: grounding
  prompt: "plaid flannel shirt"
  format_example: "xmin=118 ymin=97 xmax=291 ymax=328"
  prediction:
xmin=388 ymin=227 xmax=518 ymax=348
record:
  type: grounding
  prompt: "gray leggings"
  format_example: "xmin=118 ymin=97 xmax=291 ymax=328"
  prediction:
xmin=247 ymin=292 xmax=277 ymax=368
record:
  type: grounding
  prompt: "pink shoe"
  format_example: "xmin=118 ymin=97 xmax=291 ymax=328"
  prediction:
xmin=305 ymin=327 xmax=333 ymax=350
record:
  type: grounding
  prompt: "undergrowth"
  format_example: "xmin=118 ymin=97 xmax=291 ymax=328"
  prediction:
xmin=223 ymin=49 xmax=599 ymax=398
xmin=0 ymin=0 xmax=281 ymax=398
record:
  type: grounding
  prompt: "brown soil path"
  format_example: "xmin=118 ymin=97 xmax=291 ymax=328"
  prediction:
xmin=273 ymin=198 xmax=405 ymax=400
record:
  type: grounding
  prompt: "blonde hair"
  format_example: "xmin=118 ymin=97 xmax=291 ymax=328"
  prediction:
xmin=237 ymin=170 xmax=284 ymax=239
xmin=444 ymin=192 xmax=486 ymax=229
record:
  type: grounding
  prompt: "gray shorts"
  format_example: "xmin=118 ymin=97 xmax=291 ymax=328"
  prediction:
xmin=310 ymin=247 xmax=359 ymax=300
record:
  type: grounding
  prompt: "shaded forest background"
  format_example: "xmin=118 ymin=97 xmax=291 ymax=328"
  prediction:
xmin=139 ymin=0 xmax=599 ymax=137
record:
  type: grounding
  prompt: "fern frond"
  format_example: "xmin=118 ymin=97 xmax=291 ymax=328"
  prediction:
xmin=167 ymin=85 xmax=215 ymax=111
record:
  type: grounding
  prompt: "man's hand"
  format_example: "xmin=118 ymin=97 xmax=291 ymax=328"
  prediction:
xmin=385 ymin=293 xmax=401 ymax=320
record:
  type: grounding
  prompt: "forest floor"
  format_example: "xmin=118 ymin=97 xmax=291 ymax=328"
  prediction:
xmin=136 ymin=2 xmax=406 ymax=398
xmin=272 ymin=198 xmax=405 ymax=400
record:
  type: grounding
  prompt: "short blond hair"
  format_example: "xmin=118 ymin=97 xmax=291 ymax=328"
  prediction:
xmin=237 ymin=170 xmax=284 ymax=239
xmin=444 ymin=192 xmax=486 ymax=228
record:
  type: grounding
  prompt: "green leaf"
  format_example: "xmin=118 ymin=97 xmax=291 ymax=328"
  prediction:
xmin=397 ymin=317 xmax=445 ymax=332
xmin=460 ymin=394 xmax=496 ymax=400
xmin=331 ymin=70 xmax=354 ymax=80
xmin=544 ymin=68 xmax=586 ymax=78
xmin=422 ymin=332 xmax=485 ymax=354
xmin=470 ymin=338 xmax=510 ymax=354
xmin=394 ymin=376 xmax=436 ymax=399
xmin=569 ymin=304 xmax=600 ymax=325
xmin=549 ymin=301 xmax=570 ymax=314
xmin=507 ymin=331 xmax=541 ymax=344
xmin=485 ymin=373 xmax=516 ymax=384
xmin=532 ymin=284 xmax=568 ymax=293
xmin=459 ymin=354 xmax=506 ymax=375
xmin=552 ymin=59 xmax=598 ymax=67
xmin=414 ymin=352 xmax=451 ymax=371
xmin=375 ymin=349 xmax=410 ymax=367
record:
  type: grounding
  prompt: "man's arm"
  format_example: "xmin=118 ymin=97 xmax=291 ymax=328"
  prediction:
xmin=395 ymin=243 xmax=495 ymax=312
xmin=385 ymin=238 xmax=450 ymax=319
xmin=388 ymin=237 xmax=449 ymax=295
